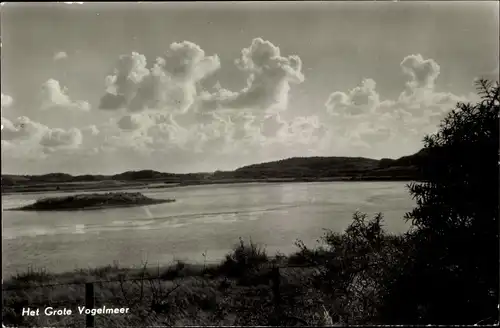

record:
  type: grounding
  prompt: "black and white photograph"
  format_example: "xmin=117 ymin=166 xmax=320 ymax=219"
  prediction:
xmin=1 ymin=1 xmax=499 ymax=326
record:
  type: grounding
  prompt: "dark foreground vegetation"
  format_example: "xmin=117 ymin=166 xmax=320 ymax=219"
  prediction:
xmin=7 ymin=192 xmax=175 ymax=211
xmin=2 ymin=79 xmax=499 ymax=326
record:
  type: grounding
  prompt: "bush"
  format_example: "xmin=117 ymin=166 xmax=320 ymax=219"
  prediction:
xmin=219 ymin=238 xmax=269 ymax=278
xmin=378 ymin=79 xmax=500 ymax=325
xmin=9 ymin=266 xmax=54 ymax=286
xmin=293 ymin=211 xmax=406 ymax=324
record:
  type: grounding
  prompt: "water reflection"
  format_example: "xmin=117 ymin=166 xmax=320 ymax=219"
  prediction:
xmin=2 ymin=182 xmax=414 ymax=276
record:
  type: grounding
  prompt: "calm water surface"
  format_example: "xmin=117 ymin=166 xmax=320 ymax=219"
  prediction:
xmin=2 ymin=181 xmax=415 ymax=277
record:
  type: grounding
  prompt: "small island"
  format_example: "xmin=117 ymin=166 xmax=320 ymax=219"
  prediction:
xmin=8 ymin=192 xmax=175 ymax=211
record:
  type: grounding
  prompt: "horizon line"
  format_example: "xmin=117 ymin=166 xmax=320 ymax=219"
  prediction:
xmin=0 ymin=151 xmax=418 ymax=177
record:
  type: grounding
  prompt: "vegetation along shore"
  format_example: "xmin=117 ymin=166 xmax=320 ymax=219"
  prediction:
xmin=6 ymin=192 xmax=175 ymax=211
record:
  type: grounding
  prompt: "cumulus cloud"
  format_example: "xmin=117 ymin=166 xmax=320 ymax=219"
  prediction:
xmin=81 ymin=125 xmax=100 ymax=136
xmin=5 ymin=42 xmax=481 ymax=173
xmin=260 ymin=114 xmax=288 ymax=139
xmin=207 ymin=110 xmax=263 ymax=148
xmin=1 ymin=115 xmax=83 ymax=155
xmin=99 ymin=38 xmax=304 ymax=124
xmin=174 ymin=38 xmax=308 ymax=152
xmin=117 ymin=113 xmax=153 ymax=131
xmin=40 ymin=127 xmax=82 ymax=148
xmin=101 ymin=52 xmax=149 ymax=110
xmin=96 ymin=48 xmax=299 ymax=159
xmin=99 ymin=43 xmax=220 ymax=113
xmin=215 ymin=38 xmax=304 ymax=115
xmin=99 ymin=110 xmax=203 ymax=158
xmin=324 ymin=53 xmax=470 ymax=153
xmin=88 ymin=38 xmax=310 ymax=166
xmin=1 ymin=116 xmax=49 ymax=141
xmin=349 ymin=122 xmax=393 ymax=144
xmin=1 ymin=116 xmax=54 ymax=163
xmin=196 ymin=87 xmax=238 ymax=115
xmin=1 ymin=117 xmax=17 ymax=138
xmin=1 ymin=93 xmax=13 ymax=109
xmin=285 ymin=115 xmax=326 ymax=145
xmin=228 ymin=38 xmax=303 ymax=112
xmin=53 ymin=51 xmax=68 ymax=61
xmin=400 ymin=54 xmax=440 ymax=92
xmin=40 ymin=79 xmax=91 ymax=111
xmin=325 ymin=78 xmax=380 ymax=117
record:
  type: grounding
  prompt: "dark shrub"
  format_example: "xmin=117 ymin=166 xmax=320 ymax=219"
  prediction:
xmin=378 ymin=79 xmax=500 ymax=325
xmin=219 ymin=238 xmax=269 ymax=278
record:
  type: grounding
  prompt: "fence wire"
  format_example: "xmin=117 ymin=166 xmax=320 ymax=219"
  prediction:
xmin=2 ymin=263 xmax=325 ymax=327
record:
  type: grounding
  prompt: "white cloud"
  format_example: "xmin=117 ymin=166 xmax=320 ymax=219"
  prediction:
xmin=81 ymin=125 xmax=100 ymax=136
xmin=53 ymin=51 xmax=68 ymax=61
xmin=1 ymin=117 xmax=17 ymax=138
xmin=117 ymin=113 xmax=153 ymax=131
xmin=323 ymin=54 xmax=471 ymax=154
xmin=99 ymin=38 xmax=304 ymax=124
xmin=102 ymin=52 xmax=149 ymax=107
xmin=92 ymin=39 xmax=305 ymax=162
xmin=89 ymin=39 xmax=309 ymax=166
xmin=1 ymin=115 xmax=83 ymax=155
xmin=0 ymin=116 xmax=68 ymax=163
xmin=1 ymin=116 xmax=49 ymax=141
xmin=40 ymin=127 xmax=83 ymax=149
xmin=400 ymin=54 xmax=440 ymax=93
xmin=1 ymin=93 xmax=13 ymax=109
xmin=325 ymin=78 xmax=380 ymax=117
xmin=3 ymin=43 xmax=483 ymax=173
xmin=259 ymin=113 xmax=289 ymax=139
xmin=224 ymin=38 xmax=304 ymax=113
xmin=100 ymin=110 xmax=201 ymax=158
xmin=99 ymin=43 xmax=220 ymax=114
xmin=197 ymin=38 xmax=304 ymax=117
xmin=177 ymin=38 xmax=308 ymax=153
xmin=40 ymin=79 xmax=91 ymax=111
xmin=285 ymin=115 xmax=326 ymax=145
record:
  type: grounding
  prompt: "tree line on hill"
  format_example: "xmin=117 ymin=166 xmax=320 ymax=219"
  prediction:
xmin=1 ymin=150 xmax=428 ymax=187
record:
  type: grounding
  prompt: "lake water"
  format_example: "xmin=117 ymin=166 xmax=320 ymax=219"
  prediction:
xmin=2 ymin=181 xmax=415 ymax=277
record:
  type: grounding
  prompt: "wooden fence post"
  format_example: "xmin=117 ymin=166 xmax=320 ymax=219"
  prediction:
xmin=85 ymin=282 xmax=95 ymax=328
xmin=272 ymin=266 xmax=281 ymax=308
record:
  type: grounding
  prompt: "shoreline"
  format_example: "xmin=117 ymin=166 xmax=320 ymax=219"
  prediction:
xmin=6 ymin=199 xmax=175 ymax=212
xmin=1 ymin=177 xmax=416 ymax=195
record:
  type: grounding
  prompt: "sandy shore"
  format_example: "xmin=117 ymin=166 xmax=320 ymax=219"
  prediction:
xmin=1 ymin=177 xmax=415 ymax=195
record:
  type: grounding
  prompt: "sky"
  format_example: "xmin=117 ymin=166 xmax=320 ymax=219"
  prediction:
xmin=1 ymin=1 xmax=499 ymax=175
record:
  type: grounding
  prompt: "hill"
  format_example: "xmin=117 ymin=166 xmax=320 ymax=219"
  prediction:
xmin=1 ymin=151 xmax=425 ymax=193
xmin=232 ymin=156 xmax=380 ymax=179
xmin=222 ymin=150 xmax=427 ymax=180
